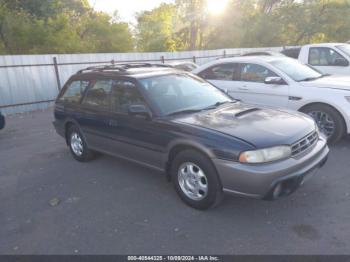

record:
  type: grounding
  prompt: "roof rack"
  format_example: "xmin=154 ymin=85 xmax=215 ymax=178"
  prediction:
xmin=77 ymin=63 xmax=173 ymax=74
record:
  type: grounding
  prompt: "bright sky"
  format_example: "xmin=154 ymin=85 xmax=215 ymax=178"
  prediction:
xmin=88 ymin=0 xmax=174 ymax=23
xmin=88 ymin=0 xmax=230 ymax=23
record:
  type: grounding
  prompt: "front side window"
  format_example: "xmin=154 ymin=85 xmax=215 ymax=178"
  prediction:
xmin=59 ymin=80 xmax=89 ymax=104
xmin=270 ymin=58 xmax=322 ymax=82
xmin=82 ymin=80 xmax=112 ymax=110
xmin=309 ymin=47 xmax=349 ymax=66
xmin=139 ymin=73 xmax=231 ymax=115
xmin=198 ymin=63 xmax=238 ymax=81
xmin=111 ymin=80 xmax=145 ymax=113
xmin=240 ymin=63 xmax=278 ymax=83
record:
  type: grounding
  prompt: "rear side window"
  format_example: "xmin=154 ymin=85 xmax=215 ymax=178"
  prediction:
xmin=82 ymin=80 xmax=112 ymax=110
xmin=59 ymin=80 xmax=89 ymax=104
xmin=198 ymin=63 xmax=238 ymax=81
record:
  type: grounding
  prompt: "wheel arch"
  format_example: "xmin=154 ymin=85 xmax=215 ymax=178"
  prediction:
xmin=63 ymin=118 xmax=81 ymax=145
xmin=165 ymin=140 xmax=217 ymax=181
xmin=298 ymin=102 xmax=348 ymax=131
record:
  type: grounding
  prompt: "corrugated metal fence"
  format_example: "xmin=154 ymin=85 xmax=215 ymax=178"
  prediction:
xmin=0 ymin=46 xmax=285 ymax=114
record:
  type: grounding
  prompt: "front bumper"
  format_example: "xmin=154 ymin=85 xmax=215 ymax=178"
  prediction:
xmin=213 ymin=136 xmax=329 ymax=199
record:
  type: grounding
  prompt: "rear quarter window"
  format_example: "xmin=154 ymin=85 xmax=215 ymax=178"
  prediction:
xmin=58 ymin=80 xmax=90 ymax=104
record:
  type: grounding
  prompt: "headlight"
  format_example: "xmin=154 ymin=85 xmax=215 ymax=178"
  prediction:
xmin=345 ymin=96 xmax=350 ymax=103
xmin=239 ymin=146 xmax=292 ymax=163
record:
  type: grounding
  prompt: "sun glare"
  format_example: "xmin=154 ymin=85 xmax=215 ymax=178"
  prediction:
xmin=206 ymin=0 xmax=229 ymax=15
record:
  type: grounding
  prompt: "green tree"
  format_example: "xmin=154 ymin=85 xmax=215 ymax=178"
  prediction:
xmin=0 ymin=0 xmax=134 ymax=54
xmin=136 ymin=3 xmax=180 ymax=52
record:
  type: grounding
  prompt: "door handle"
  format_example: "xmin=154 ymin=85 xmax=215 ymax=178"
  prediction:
xmin=109 ymin=120 xmax=119 ymax=127
xmin=238 ymin=87 xmax=249 ymax=91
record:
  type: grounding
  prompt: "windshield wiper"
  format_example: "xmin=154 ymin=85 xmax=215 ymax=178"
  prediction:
xmin=167 ymin=109 xmax=203 ymax=116
xmin=167 ymin=101 xmax=237 ymax=116
xmin=203 ymin=101 xmax=236 ymax=110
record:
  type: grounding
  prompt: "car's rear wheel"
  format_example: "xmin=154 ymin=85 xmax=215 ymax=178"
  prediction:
xmin=67 ymin=125 xmax=95 ymax=162
xmin=301 ymin=104 xmax=345 ymax=144
xmin=170 ymin=149 xmax=223 ymax=210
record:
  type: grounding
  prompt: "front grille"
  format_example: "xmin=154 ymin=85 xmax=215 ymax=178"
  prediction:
xmin=291 ymin=131 xmax=318 ymax=157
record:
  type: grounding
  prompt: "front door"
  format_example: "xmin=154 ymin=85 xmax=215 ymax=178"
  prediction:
xmin=106 ymin=79 xmax=165 ymax=170
xmin=308 ymin=47 xmax=350 ymax=75
xmin=235 ymin=63 xmax=289 ymax=108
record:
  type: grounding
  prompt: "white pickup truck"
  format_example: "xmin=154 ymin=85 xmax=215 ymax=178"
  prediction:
xmin=282 ymin=43 xmax=350 ymax=76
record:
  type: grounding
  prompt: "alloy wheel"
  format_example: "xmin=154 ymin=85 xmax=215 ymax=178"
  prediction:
xmin=70 ymin=132 xmax=83 ymax=156
xmin=308 ymin=110 xmax=335 ymax=138
xmin=177 ymin=162 xmax=208 ymax=201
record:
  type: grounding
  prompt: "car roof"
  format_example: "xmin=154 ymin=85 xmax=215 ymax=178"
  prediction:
xmin=207 ymin=55 xmax=289 ymax=64
xmin=242 ymin=50 xmax=285 ymax=56
xmin=305 ymin=43 xmax=346 ymax=48
xmin=192 ymin=56 xmax=296 ymax=74
xmin=72 ymin=64 xmax=183 ymax=80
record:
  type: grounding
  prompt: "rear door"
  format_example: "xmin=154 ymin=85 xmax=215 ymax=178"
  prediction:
xmin=235 ymin=63 xmax=289 ymax=108
xmin=78 ymin=78 xmax=113 ymax=150
xmin=197 ymin=63 xmax=242 ymax=99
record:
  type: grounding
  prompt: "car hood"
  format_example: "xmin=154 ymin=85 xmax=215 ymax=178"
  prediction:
xmin=299 ymin=75 xmax=350 ymax=91
xmin=171 ymin=103 xmax=316 ymax=148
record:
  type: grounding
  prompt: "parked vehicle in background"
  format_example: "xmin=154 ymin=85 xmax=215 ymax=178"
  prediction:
xmin=0 ymin=112 xmax=5 ymax=130
xmin=167 ymin=61 xmax=198 ymax=72
xmin=53 ymin=63 xmax=328 ymax=209
xmin=193 ymin=56 xmax=350 ymax=143
xmin=242 ymin=51 xmax=285 ymax=57
xmin=283 ymin=43 xmax=350 ymax=76
xmin=281 ymin=47 xmax=301 ymax=59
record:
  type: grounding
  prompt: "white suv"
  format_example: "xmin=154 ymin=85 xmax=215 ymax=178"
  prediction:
xmin=193 ymin=56 xmax=350 ymax=143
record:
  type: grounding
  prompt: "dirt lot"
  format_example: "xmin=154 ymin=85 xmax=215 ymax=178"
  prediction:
xmin=0 ymin=109 xmax=350 ymax=254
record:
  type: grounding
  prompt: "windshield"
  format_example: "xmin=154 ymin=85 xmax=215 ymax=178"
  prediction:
xmin=337 ymin=44 xmax=350 ymax=56
xmin=270 ymin=58 xmax=322 ymax=82
xmin=139 ymin=73 xmax=232 ymax=116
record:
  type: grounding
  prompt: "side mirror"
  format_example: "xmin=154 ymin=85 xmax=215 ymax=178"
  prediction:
xmin=334 ymin=58 xmax=349 ymax=67
xmin=128 ymin=104 xmax=152 ymax=119
xmin=264 ymin=76 xmax=285 ymax=85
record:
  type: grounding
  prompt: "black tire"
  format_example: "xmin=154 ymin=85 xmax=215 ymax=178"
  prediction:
xmin=67 ymin=125 xmax=95 ymax=162
xmin=301 ymin=104 xmax=345 ymax=144
xmin=170 ymin=149 xmax=223 ymax=210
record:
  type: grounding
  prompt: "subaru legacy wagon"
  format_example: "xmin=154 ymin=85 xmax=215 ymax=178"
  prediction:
xmin=53 ymin=63 xmax=329 ymax=209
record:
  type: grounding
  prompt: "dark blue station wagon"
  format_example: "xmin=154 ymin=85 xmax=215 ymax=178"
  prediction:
xmin=53 ymin=63 xmax=329 ymax=209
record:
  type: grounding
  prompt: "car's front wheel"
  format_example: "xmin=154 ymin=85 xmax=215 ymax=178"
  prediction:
xmin=170 ymin=150 xmax=223 ymax=210
xmin=301 ymin=104 xmax=345 ymax=144
xmin=67 ymin=125 xmax=95 ymax=162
